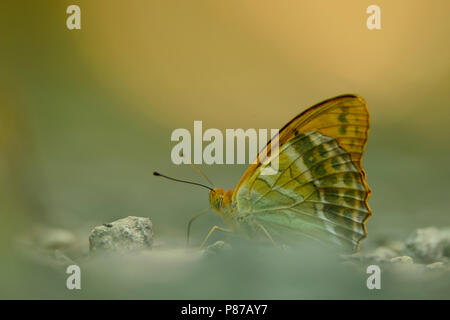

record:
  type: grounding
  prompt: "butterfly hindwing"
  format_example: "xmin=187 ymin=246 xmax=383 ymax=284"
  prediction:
xmin=232 ymin=95 xmax=372 ymax=251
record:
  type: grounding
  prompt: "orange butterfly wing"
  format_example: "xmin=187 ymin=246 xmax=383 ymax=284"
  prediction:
xmin=235 ymin=94 xmax=370 ymax=191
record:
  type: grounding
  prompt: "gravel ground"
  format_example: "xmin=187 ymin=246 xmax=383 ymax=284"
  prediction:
xmin=12 ymin=219 xmax=450 ymax=299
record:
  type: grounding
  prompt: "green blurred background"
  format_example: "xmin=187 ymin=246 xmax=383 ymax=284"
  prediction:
xmin=0 ymin=0 xmax=449 ymax=299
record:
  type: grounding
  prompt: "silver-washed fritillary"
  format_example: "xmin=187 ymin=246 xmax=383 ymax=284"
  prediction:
xmin=156 ymin=94 xmax=372 ymax=252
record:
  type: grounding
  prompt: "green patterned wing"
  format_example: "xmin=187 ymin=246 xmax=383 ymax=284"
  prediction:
xmin=234 ymin=130 xmax=371 ymax=252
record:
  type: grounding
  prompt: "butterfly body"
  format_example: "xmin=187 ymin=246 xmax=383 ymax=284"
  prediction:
xmin=210 ymin=188 xmax=236 ymax=228
xmin=207 ymin=94 xmax=372 ymax=252
xmin=210 ymin=188 xmax=264 ymax=240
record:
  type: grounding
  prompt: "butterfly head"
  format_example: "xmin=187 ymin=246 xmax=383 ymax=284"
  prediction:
xmin=153 ymin=171 xmax=238 ymax=233
xmin=209 ymin=188 xmax=234 ymax=215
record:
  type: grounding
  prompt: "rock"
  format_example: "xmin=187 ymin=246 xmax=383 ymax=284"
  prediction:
xmin=89 ymin=216 xmax=153 ymax=252
xmin=340 ymin=251 xmax=363 ymax=262
xmin=390 ymin=256 xmax=414 ymax=264
xmin=366 ymin=247 xmax=398 ymax=262
xmin=36 ymin=228 xmax=77 ymax=250
xmin=203 ymin=241 xmax=232 ymax=257
xmin=425 ymin=262 xmax=447 ymax=271
xmin=383 ymin=240 xmax=404 ymax=253
xmin=403 ymin=227 xmax=450 ymax=263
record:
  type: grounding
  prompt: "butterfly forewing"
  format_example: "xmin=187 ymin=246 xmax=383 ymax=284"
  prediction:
xmin=279 ymin=95 xmax=370 ymax=170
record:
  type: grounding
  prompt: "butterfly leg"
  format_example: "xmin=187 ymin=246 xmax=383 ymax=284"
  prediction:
xmin=200 ymin=225 xmax=233 ymax=249
xmin=186 ymin=207 xmax=210 ymax=246
xmin=257 ymin=224 xmax=277 ymax=246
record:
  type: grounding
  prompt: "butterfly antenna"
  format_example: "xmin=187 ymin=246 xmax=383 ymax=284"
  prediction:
xmin=182 ymin=154 xmax=215 ymax=188
xmin=153 ymin=171 xmax=214 ymax=191
xmin=190 ymin=162 xmax=215 ymax=188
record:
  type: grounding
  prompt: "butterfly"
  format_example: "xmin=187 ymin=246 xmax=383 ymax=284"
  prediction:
xmin=156 ymin=94 xmax=372 ymax=252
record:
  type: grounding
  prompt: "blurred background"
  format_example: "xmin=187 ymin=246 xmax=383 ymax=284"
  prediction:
xmin=0 ymin=0 xmax=449 ymax=299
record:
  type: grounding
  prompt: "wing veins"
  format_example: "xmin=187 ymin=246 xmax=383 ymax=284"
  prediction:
xmin=253 ymin=143 xmax=348 ymax=204
xmin=304 ymin=199 xmax=369 ymax=214
xmin=247 ymin=132 xmax=331 ymax=202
